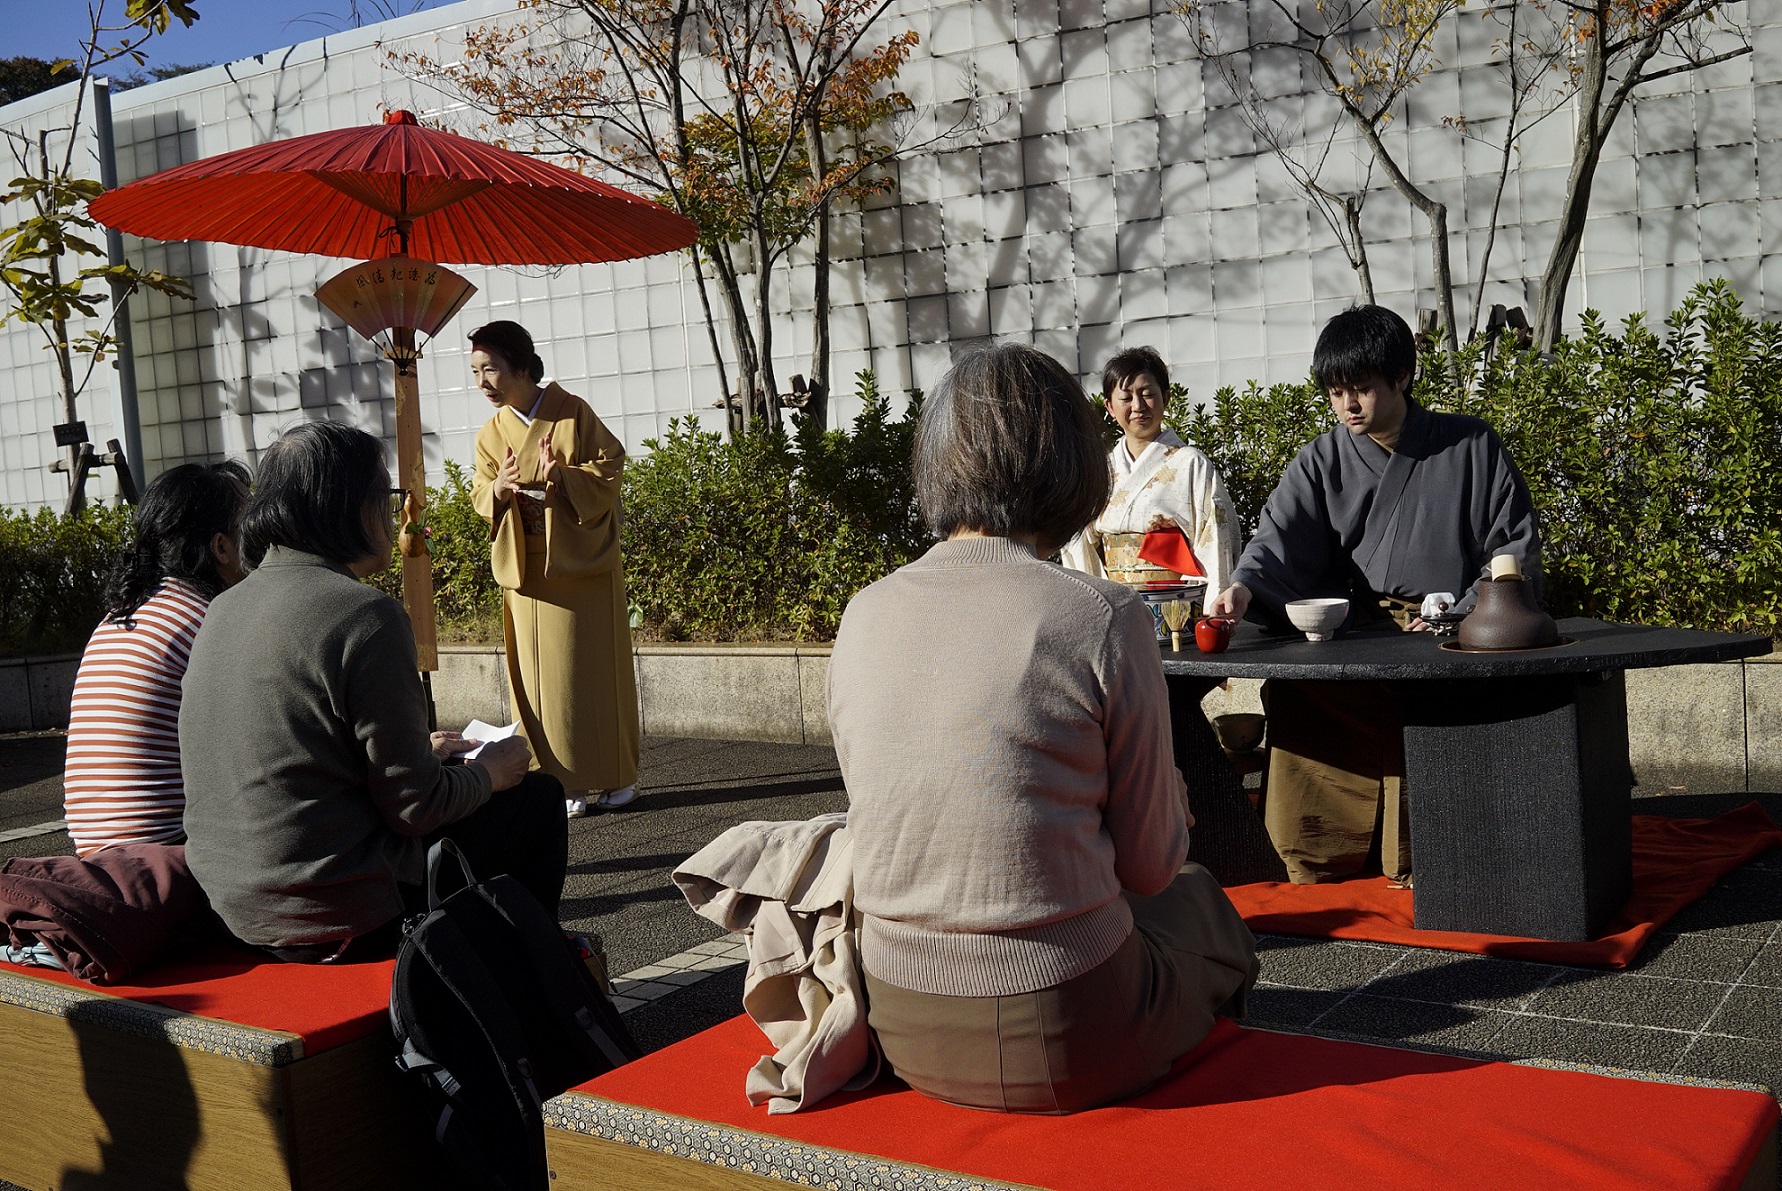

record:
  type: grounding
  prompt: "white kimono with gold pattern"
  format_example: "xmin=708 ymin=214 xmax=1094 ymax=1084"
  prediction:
xmin=1060 ymin=429 xmax=1239 ymax=613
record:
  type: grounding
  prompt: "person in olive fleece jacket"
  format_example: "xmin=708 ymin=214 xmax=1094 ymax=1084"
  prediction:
xmin=180 ymin=422 xmax=564 ymax=960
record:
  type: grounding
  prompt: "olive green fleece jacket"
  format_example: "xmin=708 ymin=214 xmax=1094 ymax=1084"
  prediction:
xmin=179 ymin=547 xmax=491 ymax=948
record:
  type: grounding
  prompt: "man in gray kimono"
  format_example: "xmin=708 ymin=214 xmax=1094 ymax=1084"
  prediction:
xmin=1208 ymin=305 xmax=1541 ymax=884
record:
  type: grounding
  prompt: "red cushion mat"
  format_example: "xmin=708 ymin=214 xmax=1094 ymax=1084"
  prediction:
xmin=0 ymin=945 xmax=392 ymax=1054
xmin=1227 ymin=803 xmax=1782 ymax=966
xmin=580 ymin=1015 xmax=1777 ymax=1191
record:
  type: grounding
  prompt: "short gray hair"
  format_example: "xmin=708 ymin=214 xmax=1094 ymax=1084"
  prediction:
xmin=912 ymin=343 xmax=1109 ymax=551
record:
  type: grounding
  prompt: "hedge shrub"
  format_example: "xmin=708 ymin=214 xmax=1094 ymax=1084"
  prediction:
xmin=6 ymin=284 xmax=1779 ymax=654
xmin=0 ymin=504 xmax=133 ymax=656
xmin=621 ymin=371 xmax=927 ymax=640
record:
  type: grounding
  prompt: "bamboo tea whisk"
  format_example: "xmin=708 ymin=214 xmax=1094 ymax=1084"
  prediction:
xmin=1163 ymin=600 xmax=1194 ymax=651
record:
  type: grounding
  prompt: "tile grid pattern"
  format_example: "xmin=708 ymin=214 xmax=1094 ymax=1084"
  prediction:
xmin=609 ymin=937 xmax=747 ymax=1016
xmin=1247 ymin=844 xmax=1782 ymax=1093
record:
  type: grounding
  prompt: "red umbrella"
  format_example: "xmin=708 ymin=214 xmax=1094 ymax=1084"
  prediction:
xmin=89 ymin=110 xmax=696 ymax=264
xmin=89 ymin=111 xmax=698 ymax=685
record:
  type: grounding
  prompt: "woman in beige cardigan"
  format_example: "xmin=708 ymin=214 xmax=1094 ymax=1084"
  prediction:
xmin=828 ymin=343 xmax=1257 ymax=1113
xmin=469 ymin=321 xmax=640 ymax=817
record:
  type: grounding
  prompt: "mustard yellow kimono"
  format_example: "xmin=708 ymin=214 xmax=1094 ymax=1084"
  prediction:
xmin=472 ymin=383 xmax=639 ymax=791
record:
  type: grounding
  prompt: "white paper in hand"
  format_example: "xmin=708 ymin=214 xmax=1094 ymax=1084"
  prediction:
xmin=460 ymin=719 xmax=520 ymax=760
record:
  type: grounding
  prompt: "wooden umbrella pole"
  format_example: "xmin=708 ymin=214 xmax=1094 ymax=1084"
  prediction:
xmin=390 ymin=325 xmax=439 ymax=675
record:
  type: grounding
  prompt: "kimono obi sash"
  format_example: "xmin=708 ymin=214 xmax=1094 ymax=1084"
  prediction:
xmin=1102 ymin=530 xmax=1205 ymax=583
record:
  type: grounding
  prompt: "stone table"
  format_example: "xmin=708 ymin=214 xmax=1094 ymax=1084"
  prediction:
xmin=1161 ymin=618 xmax=1771 ymax=940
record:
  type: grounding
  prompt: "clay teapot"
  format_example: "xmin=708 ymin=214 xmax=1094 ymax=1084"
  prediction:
xmin=1457 ymin=554 xmax=1559 ymax=650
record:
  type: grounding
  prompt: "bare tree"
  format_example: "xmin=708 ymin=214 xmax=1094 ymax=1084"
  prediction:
xmin=1527 ymin=0 xmax=1749 ymax=350
xmin=1437 ymin=0 xmax=1581 ymax=336
xmin=1199 ymin=46 xmax=1380 ymax=302
xmin=394 ymin=1 xmax=981 ymax=431
xmin=1185 ymin=0 xmax=1466 ymax=353
xmin=0 ymin=0 xmax=198 ymax=498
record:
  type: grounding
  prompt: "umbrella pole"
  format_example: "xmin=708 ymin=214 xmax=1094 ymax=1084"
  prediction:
xmin=390 ymin=326 xmax=440 ymax=727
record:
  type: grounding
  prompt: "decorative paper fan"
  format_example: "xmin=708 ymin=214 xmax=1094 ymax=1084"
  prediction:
xmin=316 ymin=256 xmax=478 ymax=363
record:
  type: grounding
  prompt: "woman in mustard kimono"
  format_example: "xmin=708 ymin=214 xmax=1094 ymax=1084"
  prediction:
xmin=469 ymin=321 xmax=640 ymax=817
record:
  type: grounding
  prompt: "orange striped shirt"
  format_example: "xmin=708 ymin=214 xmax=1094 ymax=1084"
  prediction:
xmin=63 ymin=579 xmax=211 ymax=856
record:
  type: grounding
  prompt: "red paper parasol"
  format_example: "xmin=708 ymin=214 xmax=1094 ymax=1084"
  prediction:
xmin=88 ymin=110 xmax=696 ymax=264
xmin=88 ymin=112 xmax=698 ymax=684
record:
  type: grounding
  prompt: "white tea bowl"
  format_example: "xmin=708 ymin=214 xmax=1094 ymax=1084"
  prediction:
xmin=1285 ymin=597 xmax=1349 ymax=642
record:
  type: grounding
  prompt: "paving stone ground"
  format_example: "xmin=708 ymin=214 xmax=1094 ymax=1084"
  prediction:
xmin=1 ymin=732 xmax=1779 ymax=1189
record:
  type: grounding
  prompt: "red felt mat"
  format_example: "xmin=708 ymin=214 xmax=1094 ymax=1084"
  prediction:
xmin=579 ymin=1015 xmax=1776 ymax=1191
xmin=0 ymin=945 xmax=392 ymax=1054
xmin=1226 ymin=803 xmax=1782 ymax=966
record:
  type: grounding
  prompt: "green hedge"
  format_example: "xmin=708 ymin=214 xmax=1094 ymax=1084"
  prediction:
xmin=0 ymin=504 xmax=134 ymax=656
xmin=621 ymin=371 xmax=928 ymax=640
xmin=8 ymin=283 xmax=1779 ymax=654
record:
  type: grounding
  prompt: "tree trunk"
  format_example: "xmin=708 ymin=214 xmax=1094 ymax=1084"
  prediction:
xmin=1533 ymin=33 xmax=1611 ymax=353
xmin=1344 ymin=195 xmax=1375 ymax=304
xmin=1342 ymin=105 xmax=1460 ymax=355
xmin=754 ymin=229 xmax=781 ymax=430
xmin=708 ymin=245 xmax=759 ymax=437
xmin=1471 ymin=124 xmax=1518 ymax=339
xmin=687 ymin=242 xmax=731 ymax=413
xmin=1428 ymin=202 xmax=1459 ymax=360
xmin=803 ymin=107 xmax=831 ymax=421
xmin=48 ymin=254 xmax=79 ymax=485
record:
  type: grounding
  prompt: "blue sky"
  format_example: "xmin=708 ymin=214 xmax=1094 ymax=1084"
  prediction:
xmin=3 ymin=1 xmax=460 ymax=74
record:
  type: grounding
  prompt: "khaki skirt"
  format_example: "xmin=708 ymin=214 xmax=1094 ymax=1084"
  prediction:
xmin=864 ymin=865 xmax=1258 ymax=1114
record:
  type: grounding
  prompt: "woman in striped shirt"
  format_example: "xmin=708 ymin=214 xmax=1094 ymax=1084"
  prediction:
xmin=64 ymin=461 xmax=251 ymax=855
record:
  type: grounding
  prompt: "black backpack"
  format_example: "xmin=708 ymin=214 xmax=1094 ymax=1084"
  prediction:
xmin=390 ymin=840 xmax=641 ymax=1191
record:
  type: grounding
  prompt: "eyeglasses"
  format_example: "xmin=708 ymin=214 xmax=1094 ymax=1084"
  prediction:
xmin=389 ymin=487 xmax=410 ymax=518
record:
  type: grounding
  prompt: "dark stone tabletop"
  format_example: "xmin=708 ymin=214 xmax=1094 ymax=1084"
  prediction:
xmin=1158 ymin=617 xmax=1772 ymax=681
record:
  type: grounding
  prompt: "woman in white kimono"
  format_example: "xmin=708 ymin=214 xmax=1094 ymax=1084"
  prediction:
xmin=1061 ymin=348 xmax=1238 ymax=612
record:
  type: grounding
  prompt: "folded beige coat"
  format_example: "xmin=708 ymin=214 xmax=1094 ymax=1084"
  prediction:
xmin=672 ymin=812 xmax=879 ymax=1113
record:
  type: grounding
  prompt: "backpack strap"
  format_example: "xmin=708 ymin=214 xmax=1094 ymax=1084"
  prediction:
xmin=425 ymin=838 xmax=480 ymax=911
xmin=396 ymin=1037 xmax=463 ymax=1100
xmin=480 ymin=876 xmax=640 ymax=1068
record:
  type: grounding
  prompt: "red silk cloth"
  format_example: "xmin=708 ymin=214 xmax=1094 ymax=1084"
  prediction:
xmin=1136 ymin=526 xmax=1204 ymax=577
xmin=1 ymin=945 xmax=393 ymax=1054
xmin=1226 ymin=803 xmax=1782 ymax=967
xmin=580 ymin=1013 xmax=1775 ymax=1191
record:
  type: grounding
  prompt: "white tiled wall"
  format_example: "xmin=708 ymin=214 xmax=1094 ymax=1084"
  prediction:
xmin=0 ymin=0 xmax=1775 ymax=510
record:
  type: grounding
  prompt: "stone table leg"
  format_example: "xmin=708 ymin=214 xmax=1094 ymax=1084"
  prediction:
xmin=1166 ymin=674 xmax=1288 ymax=887
xmin=1399 ymin=670 xmax=1634 ymax=940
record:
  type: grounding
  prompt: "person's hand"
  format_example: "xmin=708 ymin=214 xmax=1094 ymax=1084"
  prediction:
xmin=430 ymin=730 xmax=476 ymax=761
xmin=1407 ymin=617 xmax=1434 ymax=632
xmin=1207 ymin=583 xmax=1251 ymax=620
xmin=473 ymin=735 xmax=532 ymax=792
xmin=537 ymin=430 xmax=557 ymax=491
xmin=492 ymin=447 xmax=523 ymax=501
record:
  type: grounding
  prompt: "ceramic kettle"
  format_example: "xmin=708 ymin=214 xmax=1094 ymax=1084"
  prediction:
xmin=1456 ymin=554 xmax=1559 ymax=650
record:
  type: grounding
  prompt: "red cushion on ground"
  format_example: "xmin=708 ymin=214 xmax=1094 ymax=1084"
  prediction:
xmin=0 ymin=944 xmax=392 ymax=1054
xmin=1227 ymin=803 xmax=1782 ymax=966
xmin=581 ymin=1015 xmax=1777 ymax=1191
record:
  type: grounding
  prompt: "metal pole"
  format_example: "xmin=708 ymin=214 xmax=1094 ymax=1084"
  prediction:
xmin=92 ymin=77 xmax=145 ymax=495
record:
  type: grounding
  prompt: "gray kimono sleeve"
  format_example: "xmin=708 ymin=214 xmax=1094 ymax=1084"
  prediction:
xmin=1228 ymin=447 xmax=1346 ymax=626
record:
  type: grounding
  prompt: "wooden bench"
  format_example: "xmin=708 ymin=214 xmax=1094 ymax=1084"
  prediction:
xmin=546 ymin=1015 xmax=1779 ymax=1191
xmin=6 ymin=952 xmax=1774 ymax=1191
xmin=0 ymin=950 xmax=432 ymax=1191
